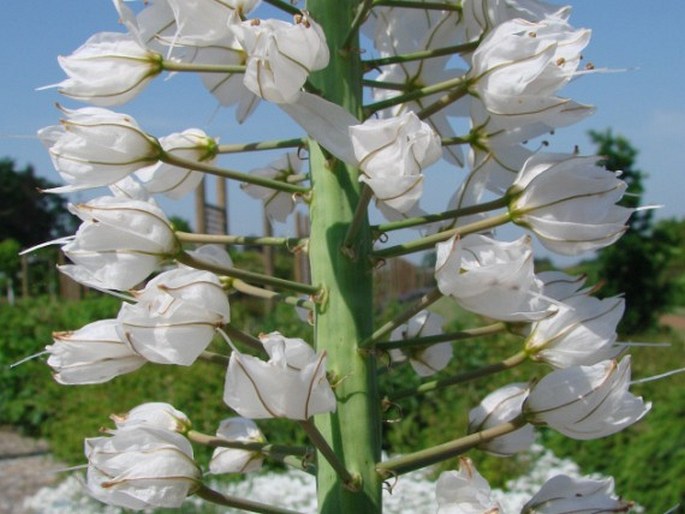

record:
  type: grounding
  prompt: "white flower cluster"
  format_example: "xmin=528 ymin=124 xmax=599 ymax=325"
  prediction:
xmin=27 ymin=0 xmax=658 ymax=511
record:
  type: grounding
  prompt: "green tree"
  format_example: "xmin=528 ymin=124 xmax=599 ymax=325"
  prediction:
xmin=0 ymin=158 xmax=75 ymax=247
xmin=589 ymin=130 xmax=677 ymax=333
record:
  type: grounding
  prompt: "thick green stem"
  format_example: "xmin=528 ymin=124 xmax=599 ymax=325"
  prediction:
xmin=377 ymin=416 xmax=527 ymax=476
xmin=177 ymin=252 xmax=320 ymax=296
xmin=306 ymin=0 xmax=382 ymax=511
xmin=372 ymin=212 xmax=512 ymax=259
xmin=263 ymin=0 xmax=302 ymax=15
xmin=160 ymin=153 xmax=309 ymax=194
xmin=389 ymin=350 xmax=528 ymax=401
xmin=375 ymin=322 xmax=507 ymax=350
xmin=196 ymin=485 xmax=303 ymax=514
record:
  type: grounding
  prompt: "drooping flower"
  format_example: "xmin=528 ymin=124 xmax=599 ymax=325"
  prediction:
xmin=110 ymin=402 xmax=192 ymax=434
xmin=58 ymin=196 xmax=180 ymax=290
xmin=117 ymin=268 xmax=230 ymax=366
xmin=350 ymin=112 xmax=442 ymax=213
xmin=389 ymin=310 xmax=452 ymax=377
xmin=224 ymin=331 xmax=336 ymax=420
xmin=233 ymin=14 xmax=329 ymax=103
xmin=435 ymin=457 xmax=502 ymax=513
xmin=521 ymin=474 xmax=633 ymax=513
xmin=47 ymin=32 xmax=163 ymax=106
xmin=38 ymin=106 xmax=160 ymax=192
xmin=469 ymin=16 xmax=593 ymax=143
xmin=209 ymin=417 xmax=266 ymax=474
xmin=525 ymin=295 xmax=625 ymax=368
xmin=85 ymin=426 xmax=201 ymax=509
xmin=241 ymin=152 xmax=304 ymax=223
xmin=136 ymin=129 xmax=217 ymax=199
xmin=524 ymin=356 xmax=651 ymax=439
xmin=468 ymin=383 xmax=536 ymax=456
xmin=435 ymin=234 xmax=554 ymax=322
xmin=508 ymin=153 xmax=633 ymax=255
xmin=46 ymin=319 xmax=146 ymax=384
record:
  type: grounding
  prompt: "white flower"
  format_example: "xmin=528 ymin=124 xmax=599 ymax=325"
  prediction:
xmin=351 ymin=112 xmax=441 ymax=213
xmin=224 ymin=331 xmax=336 ymax=420
xmin=436 ymin=457 xmax=502 ymax=514
xmin=461 ymin=0 xmax=569 ymax=42
xmin=469 ymin=17 xmax=593 ymax=142
xmin=38 ymin=106 xmax=160 ymax=192
xmin=525 ymin=295 xmax=624 ymax=368
xmin=136 ymin=129 xmax=217 ymax=199
xmin=468 ymin=383 xmax=536 ymax=456
xmin=110 ymin=403 xmax=192 ymax=433
xmin=59 ymin=196 xmax=179 ymax=291
xmin=117 ymin=268 xmax=230 ymax=366
xmin=522 ymin=474 xmax=633 ymax=513
xmin=524 ymin=356 xmax=651 ymax=439
xmin=210 ymin=417 xmax=266 ymax=474
xmin=435 ymin=234 xmax=554 ymax=322
xmin=508 ymin=153 xmax=633 ymax=255
xmin=47 ymin=32 xmax=162 ymax=106
xmin=85 ymin=426 xmax=201 ymax=510
xmin=46 ymin=319 xmax=145 ymax=384
xmin=389 ymin=311 xmax=452 ymax=377
xmin=241 ymin=152 xmax=304 ymax=223
xmin=233 ymin=14 xmax=329 ymax=103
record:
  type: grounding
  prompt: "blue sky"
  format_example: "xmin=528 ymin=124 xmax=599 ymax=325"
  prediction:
xmin=1 ymin=1 xmax=683 ymax=264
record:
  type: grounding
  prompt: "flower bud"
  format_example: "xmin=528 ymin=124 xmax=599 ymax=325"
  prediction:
xmin=136 ymin=129 xmax=217 ymax=199
xmin=58 ymin=196 xmax=179 ymax=290
xmin=51 ymin=32 xmax=162 ymax=106
xmin=46 ymin=319 xmax=145 ymax=384
xmin=39 ymin=106 xmax=160 ymax=192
